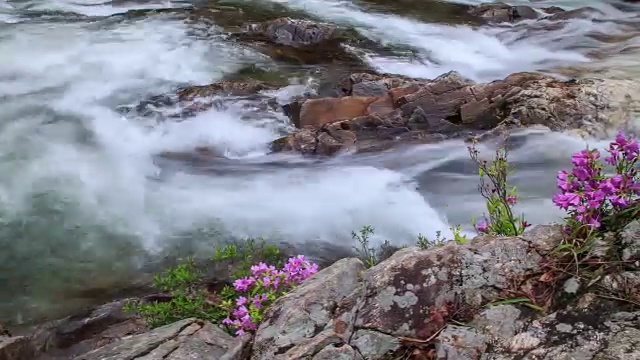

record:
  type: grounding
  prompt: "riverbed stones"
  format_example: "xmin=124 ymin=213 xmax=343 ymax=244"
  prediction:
xmin=274 ymin=71 xmax=640 ymax=156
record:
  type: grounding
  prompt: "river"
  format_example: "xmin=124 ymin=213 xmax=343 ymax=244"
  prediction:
xmin=0 ymin=0 xmax=638 ymax=326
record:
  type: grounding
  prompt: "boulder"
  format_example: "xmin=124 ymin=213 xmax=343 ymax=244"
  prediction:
xmin=248 ymin=224 xmax=639 ymax=359
xmin=273 ymin=71 xmax=640 ymax=156
xmin=236 ymin=18 xmax=364 ymax=65
xmin=251 ymin=258 xmax=366 ymax=359
xmin=469 ymin=2 xmax=539 ymax=23
xmin=241 ymin=17 xmax=339 ymax=49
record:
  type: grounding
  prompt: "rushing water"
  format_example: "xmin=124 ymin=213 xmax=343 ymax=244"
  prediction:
xmin=0 ymin=0 xmax=639 ymax=326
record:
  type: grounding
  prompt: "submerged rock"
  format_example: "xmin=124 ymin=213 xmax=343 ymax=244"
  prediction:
xmin=272 ymin=71 xmax=640 ymax=156
xmin=469 ymin=2 xmax=539 ymax=23
xmin=235 ymin=17 xmax=366 ymax=65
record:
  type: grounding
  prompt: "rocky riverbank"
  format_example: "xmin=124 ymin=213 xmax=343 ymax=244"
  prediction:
xmin=2 ymin=1 xmax=640 ymax=359
xmin=2 ymin=221 xmax=638 ymax=359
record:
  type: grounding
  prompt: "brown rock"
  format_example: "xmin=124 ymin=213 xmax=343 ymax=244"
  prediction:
xmin=272 ymin=70 xmax=640 ymax=156
xmin=298 ymin=97 xmax=379 ymax=128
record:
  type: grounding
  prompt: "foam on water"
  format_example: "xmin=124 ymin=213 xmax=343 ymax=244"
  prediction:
xmin=251 ymin=0 xmax=598 ymax=81
xmin=1 ymin=0 xmax=638 ymax=324
xmin=0 ymin=5 xmax=460 ymax=323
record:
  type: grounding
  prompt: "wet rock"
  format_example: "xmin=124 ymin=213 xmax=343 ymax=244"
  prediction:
xmin=469 ymin=2 xmax=539 ymax=23
xmin=272 ymin=70 xmax=640 ymax=156
xmin=251 ymin=258 xmax=365 ymax=359
xmin=297 ymin=96 xmax=381 ymax=128
xmin=543 ymin=7 xmax=604 ymax=21
xmin=176 ymin=80 xmax=276 ymax=101
xmin=76 ymin=318 xmax=250 ymax=360
xmin=237 ymin=18 xmax=364 ymax=65
xmin=242 ymin=17 xmax=339 ymax=48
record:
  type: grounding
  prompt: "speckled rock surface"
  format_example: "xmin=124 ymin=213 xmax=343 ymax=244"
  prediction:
xmin=250 ymin=258 xmax=366 ymax=360
xmin=75 ymin=318 xmax=250 ymax=360
xmin=49 ymin=224 xmax=640 ymax=360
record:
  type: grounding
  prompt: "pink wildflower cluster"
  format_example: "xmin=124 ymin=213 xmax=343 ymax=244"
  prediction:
xmin=553 ymin=132 xmax=639 ymax=229
xmin=223 ymin=255 xmax=319 ymax=336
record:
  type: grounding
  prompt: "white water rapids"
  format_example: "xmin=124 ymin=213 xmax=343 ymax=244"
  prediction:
xmin=0 ymin=0 xmax=638 ymax=325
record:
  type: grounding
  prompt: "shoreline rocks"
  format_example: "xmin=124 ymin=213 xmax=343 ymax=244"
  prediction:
xmin=4 ymin=222 xmax=636 ymax=359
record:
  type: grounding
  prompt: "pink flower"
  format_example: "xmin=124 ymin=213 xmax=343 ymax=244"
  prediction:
xmin=233 ymin=277 xmax=256 ymax=292
xmin=475 ymin=219 xmax=489 ymax=233
xmin=552 ymin=193 xmax=581 ymax=210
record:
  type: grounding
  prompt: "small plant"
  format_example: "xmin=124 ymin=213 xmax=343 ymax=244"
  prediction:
xmin=416 ymin=225 xmax=467 ymax=249
xmin=222 ymin=255 xmax=319 ymax=335
xmin=416 ymin=231 xmax=443 ymax=249
xmin=124 ymin=258 xmax=229 ymax=329
xmin=352 ymin=225 xmax=378 ymax=267
xmin=468 ymin=142 xmax=530 ymax=236
xmin=213 ymin=237 xmax=284 ymax=278
xmin=450 ymin=224 xmax=469 ymax=245
xmin=125 ymin=238 xmax=317 ymax=332
xmin=352 ymin=225 xmax=394 ymax=267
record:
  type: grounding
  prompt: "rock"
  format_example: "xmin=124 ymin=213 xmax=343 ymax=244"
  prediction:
xmin=75 ymin=318 xmax=250 ymax=360
xmin=543 ymin=7 xmax=603 ymax=21
xmin=242 ymin=17 xmax=339 ymax=49
xmin=272 ymin=71 xmax=640 ymax=156
xmin=297 ymin=96 xmax=381 ymax=128
xmin=312 ymin=344 xmax=361 ymax=360
xmin=30 ymin=299 xmax=145 ymax=358
xmin=621 ymin=219 xmax=640 ymax=261
xmin=350 ymin=330 xmax=399 ymax=359
xmin=355 ymin=234 xmax=544 ymax=338
xmin=470 ymin=305 xmax=527 ymax=341
xmin=251 ymin=258 xmax=366 ymax=359
xmin=0 ymin=336 xmax=35 ymax=360
xmin=435 ymin=325 xmax=488 ymax=360
xmin=176 ymin=80 xmax=275 ymax=101
xmin=237 ymin=18 xmax=364 ymax=65
xmin=469 ymin=2 xmax=539 ymax=23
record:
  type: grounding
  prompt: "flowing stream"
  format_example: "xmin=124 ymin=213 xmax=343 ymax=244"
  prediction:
xmin=1 ymin=0 xmax=639 ymax=326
